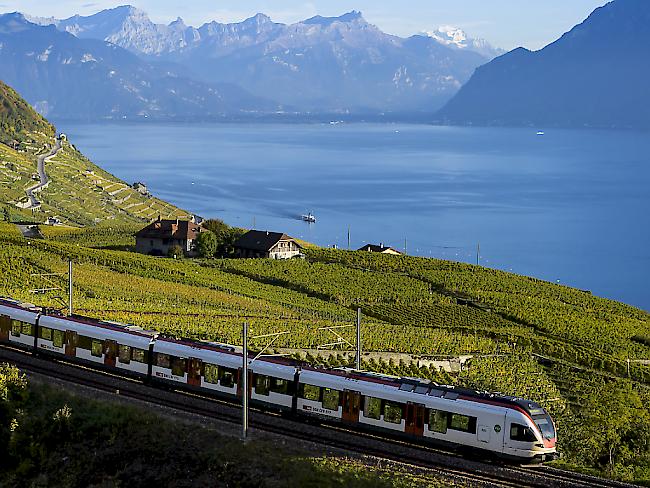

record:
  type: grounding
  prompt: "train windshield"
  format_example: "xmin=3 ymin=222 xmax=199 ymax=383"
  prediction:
xmin=533 ymin=415 xmax=556 ymax=440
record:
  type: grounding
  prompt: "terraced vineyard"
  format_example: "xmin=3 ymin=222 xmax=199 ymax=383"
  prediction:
xmin=1 ymin=224 xmax=649 ymax=482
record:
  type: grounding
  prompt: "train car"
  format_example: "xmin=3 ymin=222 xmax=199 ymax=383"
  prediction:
xmin=0 ymin=298 xmax=41 ymax=351
xmin=37 ymin=314 xmax=155 ymax=378
xmin=151 ymin=337 xmax=298 ymax=411
xmin=151 ymin=337 xmax=241 ymax=397
xmin=296 ymin=367 xmax=557 ymax=462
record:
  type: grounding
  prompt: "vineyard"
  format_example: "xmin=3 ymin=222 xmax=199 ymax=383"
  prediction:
xmin=1 ymin=224 xmax=649 ymax=482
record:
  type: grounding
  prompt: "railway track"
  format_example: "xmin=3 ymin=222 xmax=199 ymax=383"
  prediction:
xmin=0 ymin=346 xmax=639 ymax=488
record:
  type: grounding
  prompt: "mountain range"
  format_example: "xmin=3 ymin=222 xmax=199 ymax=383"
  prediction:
xmin=438 ymin=0 xmax=650 ymax=129
xmin=10 ymin=7 xmax=500 ymax=119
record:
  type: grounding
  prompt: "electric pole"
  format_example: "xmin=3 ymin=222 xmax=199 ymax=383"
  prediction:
xmin=242 ymin=321 xmax=249 ymax=440
xmin=68 ymin=260 xmax=73 ymax=315
xmin=356 ymin=308 xmax=361 ymax=370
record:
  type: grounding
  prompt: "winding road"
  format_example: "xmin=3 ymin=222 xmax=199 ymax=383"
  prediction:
xmin=25 ymin=137 xmax=62 ymax=209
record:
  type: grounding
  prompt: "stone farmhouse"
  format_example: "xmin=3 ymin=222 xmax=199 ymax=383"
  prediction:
xmin=135 ymin=218 xmax=204 ymax=257
xmin=234 ymin=230 xmax=303 ymax=259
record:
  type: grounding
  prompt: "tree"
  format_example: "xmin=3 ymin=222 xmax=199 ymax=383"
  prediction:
xmin=202 ymin=218 xmax=229 ymax=236
xmin=0 ymin=364 xmax=28 ymax=463
xmin=168 ymin=244 xmax=184 ymax=259
xmin=196 ymin=230 xmax=217 ymax=258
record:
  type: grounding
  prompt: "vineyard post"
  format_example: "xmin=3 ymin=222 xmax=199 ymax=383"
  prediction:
xmin=356 ymin=308 xmax=361 ymax=370
xmin=242 ymin=321 xmax=249 ymax=441
xmin=68 ymin=260 xmax=73 ymax=316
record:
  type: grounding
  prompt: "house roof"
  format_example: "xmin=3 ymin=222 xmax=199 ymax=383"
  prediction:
xmin=234 ymin=230 xmax=301 ymax=252
xmin=357 ymin=244 xmax=402 ymax=254
xmin=135 ymin=219 xmax=202 ymax=241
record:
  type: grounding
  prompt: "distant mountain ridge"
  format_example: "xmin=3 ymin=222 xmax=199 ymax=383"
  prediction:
xmin=0 ymin=13 xmax=276 ymax=120
xmin=25 ymin=6 xmax=499 ymax=115
xmin=438 ymin=0 xmax=650 ymax=129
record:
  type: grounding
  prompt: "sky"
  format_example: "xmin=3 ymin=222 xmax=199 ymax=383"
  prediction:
xmin=2 ymin=0 xmax=611 ymax=50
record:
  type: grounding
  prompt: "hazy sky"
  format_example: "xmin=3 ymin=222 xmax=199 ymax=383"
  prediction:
xmin=4 ymin=0 xmax=611 ymax=50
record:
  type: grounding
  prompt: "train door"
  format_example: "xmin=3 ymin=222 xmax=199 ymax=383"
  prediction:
xmin=104 ymin=340 xmax=118 ymax=367
xmin=0 ymin=315 xmax=9 ymax=342
xmin=342 ymin=391 xmax=361 ymax=423
xmin=65 ymin=330 xmax=77 ymax=357
xmin=237 ymin=368 xmax=252 ymax=399
xmin=405 ymin=403 xmax=425 ymax=437
xmin=477 ymin=424 xmax=491 ymax=444
xmin=187 ymin=358 xmax=202 ymax=387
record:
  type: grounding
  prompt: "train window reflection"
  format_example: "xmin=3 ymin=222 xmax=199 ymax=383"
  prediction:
xmin=363 ymin=397 xmax=381 ymax=420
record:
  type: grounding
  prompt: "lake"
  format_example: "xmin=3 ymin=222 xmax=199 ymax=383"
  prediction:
xmin=57 ymin=122 xmax=650 ymax=311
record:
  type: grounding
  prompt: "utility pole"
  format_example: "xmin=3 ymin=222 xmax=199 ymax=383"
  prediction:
xmin=242 ymin=321 xmax=249 ymax=441
xmin=476 ymin=243 xmax=481 ymax=266
xmin=356 ymin=308 xmax=361 ymax=370
xmin=404 ymin=237 xmax=408 ymax=255
xmin=68 ymin=260 xmax=73 ymax=316
xmin=241 ymin=324 xmax=289 ymax=441
xmin=347 ymin=226 xmax=350 ymax=251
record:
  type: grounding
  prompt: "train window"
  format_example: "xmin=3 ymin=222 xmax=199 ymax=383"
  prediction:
xmin=255 ymin=374 xmax=270 ymax=396
xmin=204 ymin=364 xmax=219 ymax=384
xmin=156 ymin=353 xmax=170 ymax=368
xmin=132 ymin=348 xmax=146 ymax=363
xmin=171 ymin=357 xmax=186 ymax=377
xmin=300 ymin=384 xmax=320 ymax=401
xmin=450 ymin=414 xmax=477 ymax=434
xmin=11 ymin=320 xmax=21 ymax=337
xmin=363 ymin=396 xmax=381 ymax=420
xmin=220 ymin=368 xmax=235 ymax=388
xmin=91 ymin=340 xmax=103 ymax=357
xmin=21 ymin=323 xmax=34 ymax=336
xmin=118 ymin=345 xmax=131 ymax=364
xmin=322 ymin=388 xmax=340 ymax=411
xmin=270 ymin=377 xmax=289 ymax=395
xmin=40 ymin=327 xmax=53 ymax=341
xmin=77 ymin=335 xmax=91 ymax=350
xmin=384 ymin=402 xmax=403 ymax=424
xmin=429 ymin=410 xmax=448 ymax=434
xmin=53 ymin=330 xmax=64 ymax=348
xmin=510 ymin=424 xmax=537 ymax=442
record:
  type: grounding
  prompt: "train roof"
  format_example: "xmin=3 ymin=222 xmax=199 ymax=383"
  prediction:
xmin=0 ymin=298 xmax=41 ymax=324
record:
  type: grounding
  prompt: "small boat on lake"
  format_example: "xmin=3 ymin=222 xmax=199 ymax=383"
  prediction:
xmin=301 ymin=212 xmax=316 ymax=223
xmin=537 ymin=131 xmax=545 ymax=136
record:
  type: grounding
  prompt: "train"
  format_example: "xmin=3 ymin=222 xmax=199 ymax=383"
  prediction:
xmin=0 ymin=297 xmax=558 ymax=463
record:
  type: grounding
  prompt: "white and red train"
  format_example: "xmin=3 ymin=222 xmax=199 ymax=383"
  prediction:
xmin=0 ymin=298 xmax=558 ymax=462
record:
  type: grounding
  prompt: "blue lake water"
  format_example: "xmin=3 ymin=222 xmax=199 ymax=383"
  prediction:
xmin=57 ymin=122 xmax=650 ymax=311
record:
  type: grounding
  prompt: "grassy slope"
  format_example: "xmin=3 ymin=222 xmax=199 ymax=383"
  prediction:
xmin=0 ymin=79 xmax=187 ymax=226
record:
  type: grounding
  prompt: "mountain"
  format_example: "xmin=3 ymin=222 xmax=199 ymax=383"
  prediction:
xmin=438 ymin=0 xmax=650 ymax=129
xmin=0 ymin=13 xmax=274 ymax=120
xmin=0 ymin=78 xmax=54 ymax=146
xmin=422 ymin=26 xmax=504 ymax=59
xmin=31 ymin=7 xmax=493 ymax=114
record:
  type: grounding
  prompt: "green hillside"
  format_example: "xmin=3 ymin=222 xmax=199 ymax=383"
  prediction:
xmin=0 ymin=79 xmax=187 ymax=226
xmin=0 ymin=80 xmax=54 ymax=148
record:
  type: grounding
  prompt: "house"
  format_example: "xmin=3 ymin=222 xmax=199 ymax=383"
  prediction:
xmin=135 ymin=217 xmax=204 ymax=257
xmin=234 ymin=230 xmax=303 ymax=259
xmin=357 ymin=243 xmax=402 ymax=255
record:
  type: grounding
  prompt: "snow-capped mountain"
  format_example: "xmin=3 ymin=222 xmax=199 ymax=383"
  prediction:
xmin=423 ymin=26 xmax=504 ymax=59
xmin=24 ymin=7 xmax=493 ymax=114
